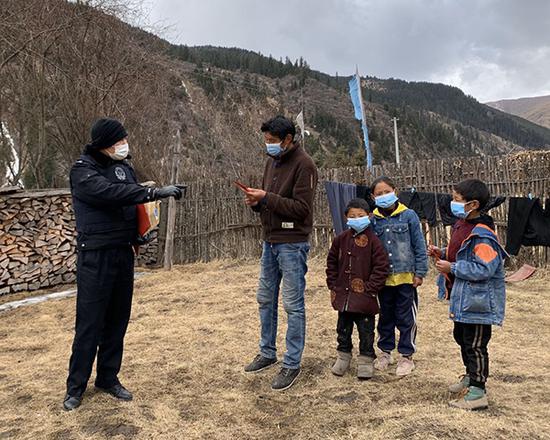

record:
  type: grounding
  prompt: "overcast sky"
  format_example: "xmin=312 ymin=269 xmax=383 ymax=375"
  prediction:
xmin=145 ymin=0 xmax=550 ymax=102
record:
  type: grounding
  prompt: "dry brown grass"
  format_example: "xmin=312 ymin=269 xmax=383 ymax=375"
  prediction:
xmin=1 ymin=258 xmax=550 ymax=440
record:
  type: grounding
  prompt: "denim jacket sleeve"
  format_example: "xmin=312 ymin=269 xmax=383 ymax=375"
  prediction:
xmin=407 ymin=211 xmax=428 ymax=277
xmin=451 ymin=236 xmax=502 ymax=282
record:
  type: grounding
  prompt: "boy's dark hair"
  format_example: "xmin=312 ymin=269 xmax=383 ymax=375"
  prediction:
xmin=370 ymin=176 xmax=397 ymax=193
xmin=261 ymin=115 xmax=296 ymax=141
xmin=345 ymin=198 xmax=371 ymax=215
xmin=454 ymin=179 xmax=490 ymax=210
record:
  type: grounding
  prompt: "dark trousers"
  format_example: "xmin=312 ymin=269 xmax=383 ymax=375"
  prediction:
xmin=336 ymin=312 xmax=375 ymax=357
xmin=453 ymin=322 xmax=492 ymax=389
xmin=66 ymin=247 xmax=134 ymax=397
xmin=377 ymin=284 xmax=418 ymax=356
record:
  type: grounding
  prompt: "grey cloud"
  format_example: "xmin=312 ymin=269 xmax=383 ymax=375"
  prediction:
xmin=147 ymin=0 xmax=550 ymax=101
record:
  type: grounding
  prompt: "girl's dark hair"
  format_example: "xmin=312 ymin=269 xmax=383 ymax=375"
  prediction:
xmin=345 ymin=198 xmax=371 ymax=215
xmin=370 ymin=176 xmax=396 ymax=193
xmin=454 ymin=179 xmax=490 ymax=210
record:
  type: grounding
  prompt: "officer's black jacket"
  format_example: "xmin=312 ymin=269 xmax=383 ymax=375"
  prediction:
xmin=70 ymin=151 xmax=155 ymax=250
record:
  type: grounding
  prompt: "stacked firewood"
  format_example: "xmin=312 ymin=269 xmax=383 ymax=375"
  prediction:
xmin=0 ymin=190 xmax=77 ymax=295
xmin=0 ymin=189 xmax=160 ymax=296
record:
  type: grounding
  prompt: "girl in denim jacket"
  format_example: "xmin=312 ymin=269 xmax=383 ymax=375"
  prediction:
xmin=371 ymin=176 xmax=428 ymax=376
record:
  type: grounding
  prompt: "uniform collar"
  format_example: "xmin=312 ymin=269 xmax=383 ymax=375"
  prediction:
xmin=86 ymin=150 xmax=130 ymax=168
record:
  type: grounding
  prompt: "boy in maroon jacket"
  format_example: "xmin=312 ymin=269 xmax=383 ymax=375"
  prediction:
xmin=326 ymin=199 xmax=390 ymax=379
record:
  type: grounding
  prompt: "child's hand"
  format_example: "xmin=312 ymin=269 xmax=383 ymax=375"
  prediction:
xmin=435 ymin=260 xmax=452 ymax=274
xmin=413 ymin=276 xmax=423 ymax=287
xmin=427 ymin=245 xmax=441 ymax=258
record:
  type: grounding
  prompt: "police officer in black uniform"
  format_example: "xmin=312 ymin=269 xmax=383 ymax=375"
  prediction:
xmin=63 ymin=118 xmax=182 ymax=411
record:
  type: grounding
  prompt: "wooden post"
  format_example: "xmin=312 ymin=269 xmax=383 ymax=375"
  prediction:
xmin=163 ymin=130 xmax=181 ymax=271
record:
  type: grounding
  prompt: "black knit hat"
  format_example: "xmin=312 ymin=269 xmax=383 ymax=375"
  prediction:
xmin=86 ymin=118 xmax=128 ymax=150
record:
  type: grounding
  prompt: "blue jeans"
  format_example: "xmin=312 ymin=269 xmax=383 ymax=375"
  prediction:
xmin=256 ymin=241 xmax=310 ymax=369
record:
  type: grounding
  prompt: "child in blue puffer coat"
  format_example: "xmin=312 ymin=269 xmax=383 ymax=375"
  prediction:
xmin=430 ymin=179 xmax=507 ymax=411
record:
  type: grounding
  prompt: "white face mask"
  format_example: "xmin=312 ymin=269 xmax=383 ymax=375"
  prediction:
xmin=108 ymin=143 xmax=129 ymax=160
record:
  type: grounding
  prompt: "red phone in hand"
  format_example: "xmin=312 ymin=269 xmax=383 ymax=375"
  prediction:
xmin=234 ymin=180 xmax=250 ymax=192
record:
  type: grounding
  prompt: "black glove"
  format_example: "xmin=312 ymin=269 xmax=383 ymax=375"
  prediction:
xmin=154 ymin=185 xmax=182 ymax=200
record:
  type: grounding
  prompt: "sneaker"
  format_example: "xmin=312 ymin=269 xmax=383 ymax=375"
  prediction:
xmin=331 ymin=351 xmax=352 ymax=376
xmin=449 ymin=386 xmax=488 ymax=410
xmin=374 ymin=351 xmax=392 ymax=371
xmin=395 ymin=356 xmax=415 ymax=376
xmin=449 ymin=375 xmax=470 ymax=393
xmin=244 ymin=354 xmax=278 ymax=373
xmin=271 ymin=367 xmax=301 ymax=391
xmin=357 ymin=355 xmax=375 ymax=380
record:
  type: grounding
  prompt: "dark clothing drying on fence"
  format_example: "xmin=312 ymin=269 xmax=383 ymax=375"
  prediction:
xmin=436 ymin=194 xmax=457 ymax=226
xmin=326 ymin=184 xmax=506 ymax=231
xmin=356 ymin=185 xmax=377 ymax=211
xmin=438 ymin=194 xmax=506 ymax=226
xmin=324 ymin=181 xmax=357 ymax=235
xmin=505 ymin=197 xmax=550 ymax=255
xmin=398 ymin=191 xmax=438 ymax=226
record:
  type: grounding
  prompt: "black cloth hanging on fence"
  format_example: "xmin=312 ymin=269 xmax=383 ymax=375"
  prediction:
xmin=398 ymin=191 xmax=438 ymax=226
xmin=324 ymin=181 xmax=357 ymax=235
xmin=437 ymin=194 xmax=506 ymax=226
xmin=356 ymin=185 xmax=377 ymax=211
xmin=326 ymin=182 xmax=507 ymax=232
xmin=506 ymin=197 xmax=550 ymax=255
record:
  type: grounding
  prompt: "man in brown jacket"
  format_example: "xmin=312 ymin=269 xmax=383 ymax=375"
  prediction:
xmin=242 ymin=115 xmax=318 ymax=391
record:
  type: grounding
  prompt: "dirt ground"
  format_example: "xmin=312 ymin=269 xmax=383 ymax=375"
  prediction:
xmin=1 ymin=258 xmax=549 ymax=440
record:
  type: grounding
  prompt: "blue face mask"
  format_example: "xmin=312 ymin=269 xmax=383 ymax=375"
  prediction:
xmin=347 ymin=216 xmax=371 ymax=232
xmin=450 ymin=201 xmax=471 ymax=219
xmin=375 ymin=192 xmax=398 ymax=209
xmin=266 ymin=142 xmax=282 ymax=157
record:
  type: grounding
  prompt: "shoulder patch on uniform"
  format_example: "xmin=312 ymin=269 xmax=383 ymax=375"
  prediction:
xmin=474 ymin=243 xmax=498 ymax=263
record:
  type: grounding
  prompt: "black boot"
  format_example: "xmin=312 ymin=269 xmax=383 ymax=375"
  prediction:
xmin=63 ymin=394 xmax=82 ymax=411
xmin=95 ymin=383 xmax=133 ymax=401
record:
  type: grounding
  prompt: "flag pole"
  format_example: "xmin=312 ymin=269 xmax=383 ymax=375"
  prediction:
xmin=355 ymin=66 xmax=372 ymax=170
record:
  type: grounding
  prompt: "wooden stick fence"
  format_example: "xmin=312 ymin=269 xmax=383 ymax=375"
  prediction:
xmin=158 ymin=151 xmax=550 ymax=268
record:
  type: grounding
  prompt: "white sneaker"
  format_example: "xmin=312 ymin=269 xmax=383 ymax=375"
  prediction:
xmin=395 ymin=356 xmax=415 ymax=376
xmin=374 ymin=352 xmax=392 ymax=371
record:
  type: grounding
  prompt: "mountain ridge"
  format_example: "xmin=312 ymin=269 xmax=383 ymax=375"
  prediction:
xmin=486 ymin=95 xmax=550 ymax=129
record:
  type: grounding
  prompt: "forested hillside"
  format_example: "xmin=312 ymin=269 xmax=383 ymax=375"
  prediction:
xmin=2 ymin=0 xmax=550 ymax=189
